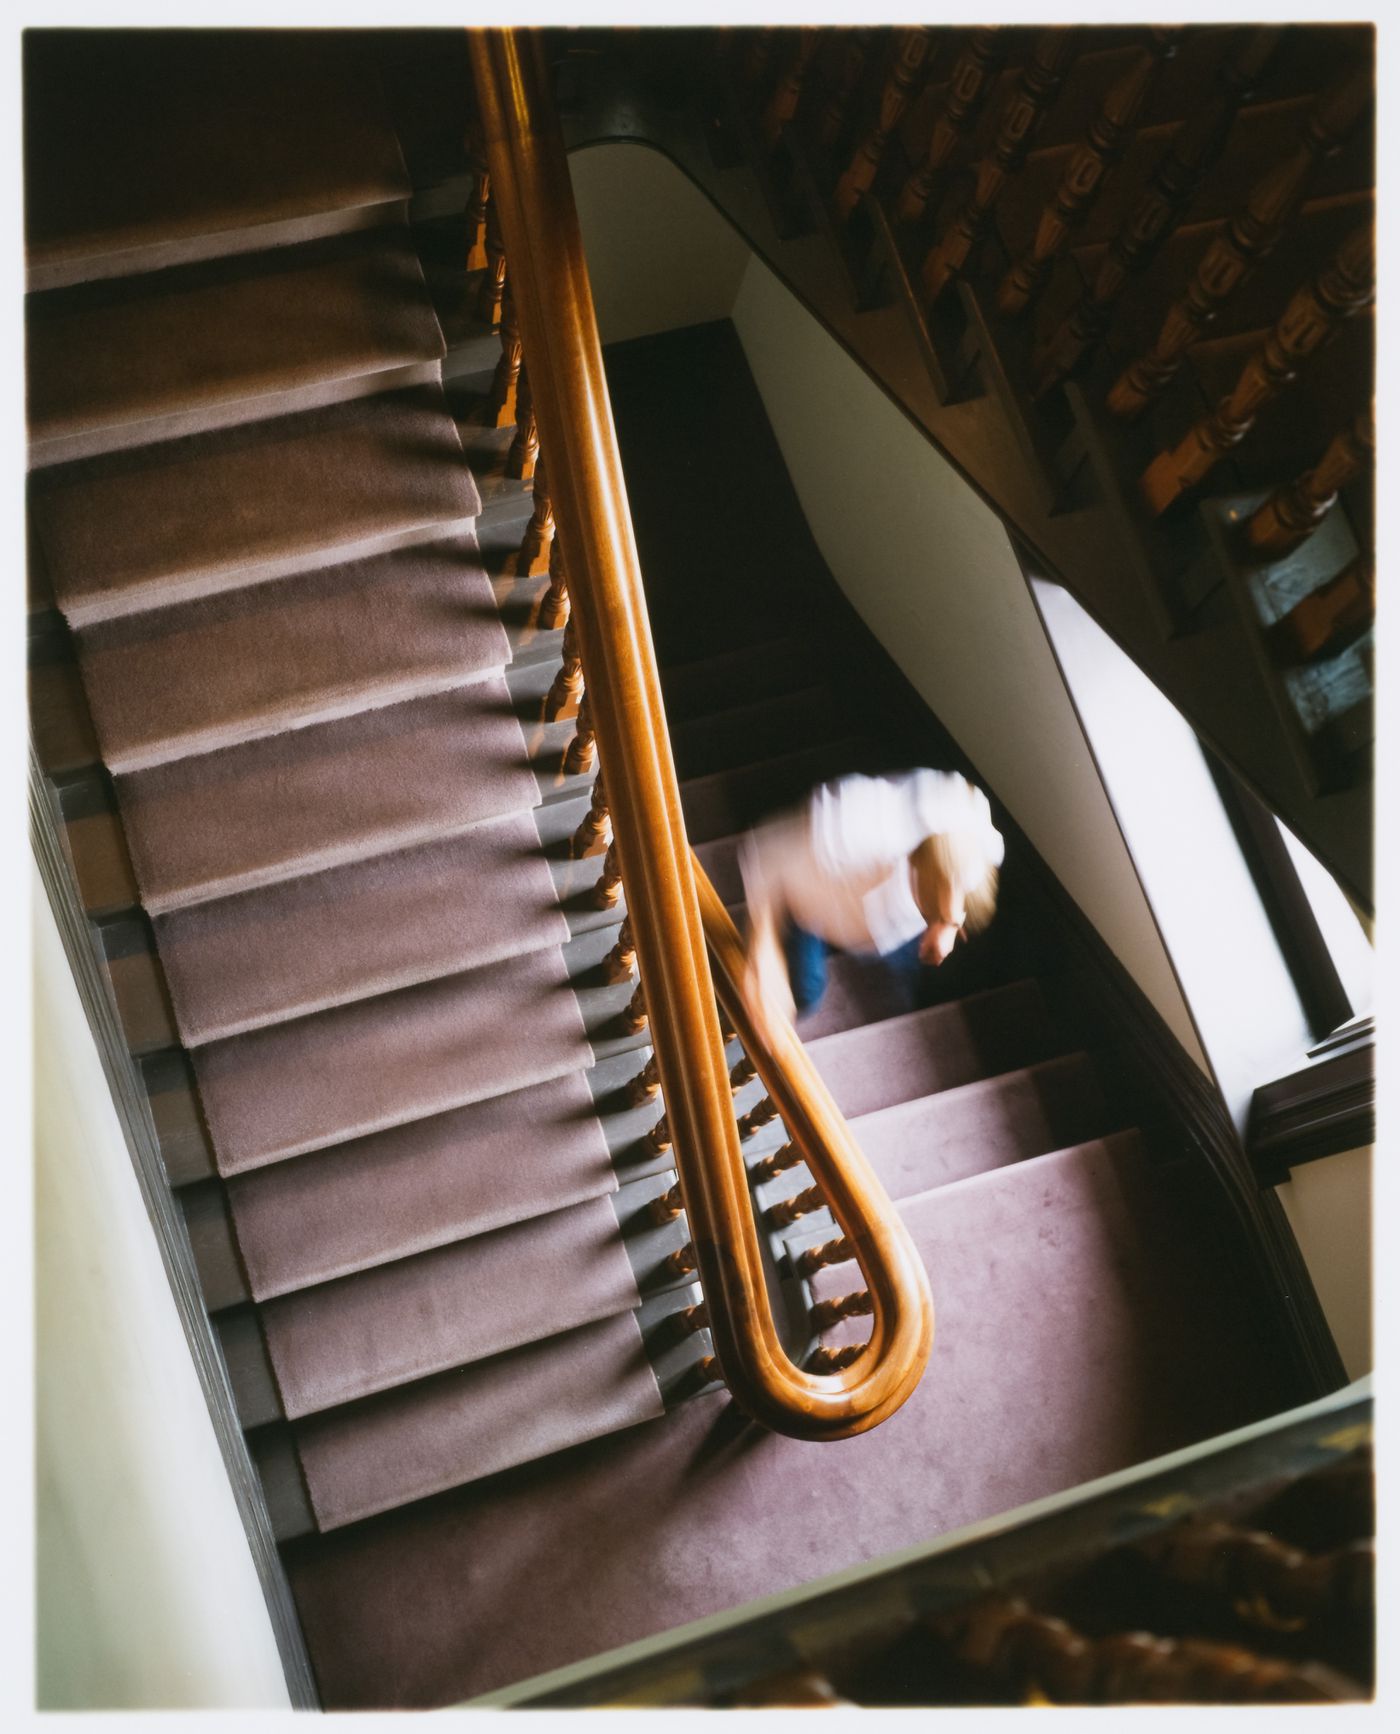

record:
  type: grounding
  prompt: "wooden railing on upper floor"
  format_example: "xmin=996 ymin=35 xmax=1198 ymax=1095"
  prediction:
xmin=467 ymin=27 xmax=934 ymax=1440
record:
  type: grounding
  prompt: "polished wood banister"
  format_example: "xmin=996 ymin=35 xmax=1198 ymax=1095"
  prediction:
xmin=470 ymin=27 xmax=933 ymax=1439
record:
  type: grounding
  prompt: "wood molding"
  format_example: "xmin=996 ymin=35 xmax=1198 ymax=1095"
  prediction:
xmin=29 ymin=747 xmax=320 ymax=1709
xmin=1248 ymin=1038 xmax=1375 ymax=1185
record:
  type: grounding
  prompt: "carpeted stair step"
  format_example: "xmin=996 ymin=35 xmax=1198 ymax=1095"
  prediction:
xmin=191 ymin=941 xmax=592 ymax=1175
xmin=669 ymin=684 xmax=838 ymax=782
xmin=286 ymin=1310 xmax=665 ymax=1534
xmin=23 ymin=30 xmax=412 ymax=292
xmin=806 ymin=979 xmax=1058 ymax=1121
xmin=31 ymin=385 xmax=479 ymax=629
xmin=243 ymin=1191 xmax=641 ymax=1423
xmin=224 ymin=1068 xmax=615 ymax=1302
xmin=75 ymin=531 xmax=507 ymax=774
xmin=659 ymin=634 xmax=822 ymax=724
xmin=154 ymin=812 xmax=566 ymax=1045
xmin=112 ymin=678 xmax=536 ymax=914
xmin=26 ymin=229 xmax=446 ymax=467
xmin=280 ymin=1134 xmax=1286 ymax=1708
xmin=679 ymin=738 xmax=869 ymax=844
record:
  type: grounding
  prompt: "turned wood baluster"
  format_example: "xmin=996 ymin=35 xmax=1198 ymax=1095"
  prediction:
xmin=538 ymin=528 xmax=569 ymax=632
xmin=1145 ymin=1518 xmax=1374 ymax=1628
xmin=998 ymin=30 xmax=1178 ymax=318
xmin=1140 ymin=224 xmax=1374 ymax=516
xmin=736 ymin=1093 xmax=782 ymax=1140
xmin=769 ymin=1182 xmax=825 ymax=1228
xmin=563 ymin=691 xmax=597 ymax=775
xmin=602 ymin=912 xmax=636 ymax=983
xmin=763 ymin=28 xmax=822 ymax=145
xmin=1107 ymin=65 xmax=1373 ymax=421
xmin=464 ymin=137 xmax=491 ymax=273
xmin=810 ymin=1289 xmax=874 ymax=1332
xmin=626 ymin=1047 xmax=661 ymax=1104
xmin=505 ymin=367 xmax=538 ymax=479
xmin=818 ymin=30 xmax=873 ymax=153
xmin=921 ymin=30 xmax=1079 ymax=309
xmin=486 ymin=291 xmax=523 ymax=426
xmin=1033 ymin=28 xmax=1281 ymax=394
xmin=672 ymin=1300 xmax=708 ymax=1339
xmin=619 ymin=979 xmax=648 ymax=1036
xmin=665 ymin=1239 xmax=697 ymax=1279
xmin=796 ymin=1233 xmax=852 ymax=1277
xmin=1247 ymin=403 xmax=1375 ymax=560
xmin=593 ymin=838 xmax=624 ymax=910
xmin=544 ymin=613 xmax=583 ymax=721
xmin=896 ymin=28 xmax=1007 ymax=227
xmin=1271 ymin=556 xmax=1375 ymax=664
xmin=649 ymin=1178 xmax=683 ymax=1222
xmin=572 ymin=770 xmax=611 ymax=858
xmin=475 ymin=201 xmax=508 ymax=327
xmin=750 ymin=1140 xmax=801 ymax=1183
xmin=519 ymin=455 xmax=558 ymax=584
xmin=833 ymin=28 xmax=930 ymax=220
xmin=729 ymin=1051 xmax=757 ymax=1092
xmin=808 ymin=1342 xmax=865 ymax=1374
xmin=645 ymin=1111 xmax=673 ymax=1157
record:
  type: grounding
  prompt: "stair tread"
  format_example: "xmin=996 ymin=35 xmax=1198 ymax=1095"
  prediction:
xmin=292 ymin=1311 xmax=665 ymax=1533
xmin=156 ymin=811 xmax=567 ymax=1046
xmin=32 ymin=385 xmax=479 ymax=629
xmin=679 ymin=736 xmax=869 ymax=844
xmin=259 ymin=1192 xmax=639 ymax=1420
xmin=659 ymin=633 xmax=820 ymax=722
xmin=76 ymin=530 xmax=506 ymax=774
xmin=194 ymin=941 xmax=592 ymax=1174
xmin=27 ymin=229 xmax=446 ymax=465
xmin=283 ymin=1137 xmax=1285 ymax=1708
xmin=670 ymin=683 xmax=836 ymax=782
xmin=23 ymin=30 xmax=410 ymax=291
xmin=225 ymin=1067 xmax=615 ymax=1302
xmin=114 ymin=678 xmax=536 ymax=915
xmin=806 ymin=979 xmax=1057 ymax=1120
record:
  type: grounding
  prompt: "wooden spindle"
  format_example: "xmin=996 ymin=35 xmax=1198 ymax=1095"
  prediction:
xmin=593 ymin=838 xmax=624 ymax=911
xmin=505 ymin=367 xmax=538 ymax=478
xmin=921 ymin=30 xmax=1079 ymax=308
xmin=833 ymin=29 xmax=930 ymax=220
xmin=486 ymin=290 xmax=523 ymax=426
xmin=763 ymin=28 xmax=821 ymax=145
xmin=716 ymin=1004 xmax=737 ymax=1045
xmin=563 ymin=691 xmax=596 ymax=776
xmin=1145 ymin=1518 xmax=1374 ymax=1628
xmin=729 ymin=1051 xmax=757 ymax=1092
xmin=740 ymin=27 xmax=778 ymax=91
xmin=750 ymin=1140 xmax=801 ymax=1183
xmin=475 ymin=202 xmax=507 ymax=328
xmin=644 ymin=1112 xmax=673 ymax=1157
xmin=690 ymin=1353 xmax=721 ymax=1390
xmin=543 ymin=613 xmax=583 ymax=722
xmin=464 ymin=161 xmax=491 ymax=273
xmin=672 ymin=1300 xmax=708 ymax=1340
xmin=808 ymin=1342 xmax=865 ymax=1374
xmin=734 ymin=1669 xmax=853 ymax=1709
xmin=602 ymin=912 xmax=636 ymax=983
xmin=998 ymin=30 xmax=1177 ymax=318
xmin=796 ymin=1233 xmax=852 ymax=1277
xmin=896 ymin=28 xmax=1006 ymax=226
xmin=737 ymin=1094 xmax=781 ymax=1140
xmin=1270 ymin=557 xmax=1375 ymax=665
xmin=818 ymin=29 xmax=873 ymax=152
xmin=572 ymin=770 xmax=611 ymax=858
xmin=1140 ymin=224 xmax=1374 ymax=515
xmin=1034 ymin=27 xmax=1281 ymax=393
xmin=619 ymin=979 xmax=648 ymax=1036
xmin=810 ymin=1289 xmax=874 ymax=1332
xmin=1247 ymin=405 xmax=1375 ymax=560
xmin=768 ymin=1183 xmax=824 ymax=1229
xmin=626 ymin=1047 xmax=661 ymax=1104
xmin=520 ymin=456 xmax=558 ymax=585
xmin=1107 ymin=65 xmax=1372 ymax=421
xmin=665 ymin=1240 xmax=697 ymax=1279
xmin=649 ymin=1178 xmax=683 ymax=1223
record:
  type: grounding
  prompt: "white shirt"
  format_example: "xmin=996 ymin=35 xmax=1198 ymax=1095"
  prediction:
xmin=739 ymin=771 xmax=1004 ymax=956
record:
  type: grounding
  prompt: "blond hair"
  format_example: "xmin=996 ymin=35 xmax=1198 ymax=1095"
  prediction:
xmin=910 ymin=830 xmax=999 ymax=935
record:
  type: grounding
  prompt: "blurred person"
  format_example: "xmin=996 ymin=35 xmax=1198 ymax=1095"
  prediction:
xmin=739 ymin=769 xmax=1003 ymax=1047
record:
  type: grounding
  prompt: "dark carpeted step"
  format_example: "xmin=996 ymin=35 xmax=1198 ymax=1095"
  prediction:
xmin=669 ymin=684 xmax=838 ymax=782
xmin=290 ymin=1311 xmax=665 ymax=1533
xmin=193 ymin=942 xmax=591 ymax=1175
xmin=791 ymin=948 xmax=926 ymax=1042
xmin=254 ymin=1191 xmax=640 ymax=1420
xmin=76 ymin=531 xmax=506 ymax=774
xmin=659 ymin=634 xmax=820 ymax=724
xmin=154 ymin=812 xmax=567 ymax=1046
xmin=281 ymin=1135 xmax=1287 ymax=1708
xmin=32 ymin=385 xmax=479 ymax=629
xmin=225 ymin=1067 xmax=615 ymax=1302
xmin=23 ymin=30 xmax=411 ymax=292
xmin=806 ymin=979 xmax=1058 ymax=1121
xmin=113 ymin=679 xmax=536 ymax=915
xmin=679 ymin=738 xmax=868 ymax=845
xmin=26 ymin=229 xmax=446 ymax=467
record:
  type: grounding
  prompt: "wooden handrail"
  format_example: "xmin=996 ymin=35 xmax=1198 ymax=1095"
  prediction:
xmin=469 ymin=27 xmax=933 ymax=1439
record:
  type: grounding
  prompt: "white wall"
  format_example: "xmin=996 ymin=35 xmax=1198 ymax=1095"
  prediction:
xmin=33 ymin=866 xmax=291 ymax=1710
xmin=1275 ymin=1147 xmax=1373 ymax=1380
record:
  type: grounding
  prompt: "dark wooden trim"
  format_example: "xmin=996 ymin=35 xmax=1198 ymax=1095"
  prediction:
xmin=29 ymin=746 xmax=320 ymax=1710
xmin=1248 ymin=1037 xmax=1375 ymax=1186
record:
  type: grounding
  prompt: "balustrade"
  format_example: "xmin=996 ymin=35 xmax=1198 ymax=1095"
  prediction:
xmin=602 ymin=912 xmax=636 ymax=983
xmin=505 ymin=367 xmax=539 ymax=478
xmin=833 ymin=29 xmax=929 ymax=220
xmin=810 ymin=1288 xmax=874 ymax=1332
xmin=1143 ymin=1518 xmax=1373 ymax=1629
xmin=1247 ymin=404 xmax=1374 ymax=561
xmin=644 ymin=1112 xmax=673 ymax=1157
xmin=763 ymin=28 xmax=821 ymax=146
xmin=736 ymin=1093 xmax=781 ymax=1139
xmin=486 ymin=290 xmax=523 ymax=425
xmin=572 ymin=768 xmax=611 ymax=857
xmin=475 ymin=201 xmax=508 ymax=327
xmin=619 ymin=979 xmax=648 ymax=1036
xmin=520 ymin=457 xmax=559 ymax=589
xmin=896 ymin=28 xmax=1005 ymax=227
xmin=1270 ymin=556 xmax=1374 ymax=665
xmin=750 ymin=1140 xmax=801 ymax=1183
xmin=818 ymin=30 xmax=873 ymax=153
xmin=649 ymin=1178 xmax=683 ymax=1223
xmin=809 ymin=1343 xmax=864 ymax=1373
xmin=768 ymin=1182 xmax=824 ymax=1229
xmin=562 ymin=690 xmax=596 ymax=775
xmin=729 ymin=1050 xmax=757 ymax=1092
xmin=796 ymin=1233 xmax=852 ymax=1277
xmin=543 ymin=613 xmax=583 ymax=721
xmin=626 ymin=1048 xmax=661 ymax=1104
xmin=465 ymin=123 xmax=491 ymax=272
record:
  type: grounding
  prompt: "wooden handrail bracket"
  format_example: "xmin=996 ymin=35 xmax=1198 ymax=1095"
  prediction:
xmin=469 ymin=28 xmax=934 ymax=1439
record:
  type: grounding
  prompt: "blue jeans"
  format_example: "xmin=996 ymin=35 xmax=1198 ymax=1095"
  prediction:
xmin=783 ymin=922 xmax=927 ymax=1015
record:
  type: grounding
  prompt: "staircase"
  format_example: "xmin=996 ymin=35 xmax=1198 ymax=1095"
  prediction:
xmin=29 ymin=30 xmax=1306 ymax=1709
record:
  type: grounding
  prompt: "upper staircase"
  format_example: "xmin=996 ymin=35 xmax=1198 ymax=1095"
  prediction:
xmin=27 ymin=28 xmax=1331 ymax=1708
